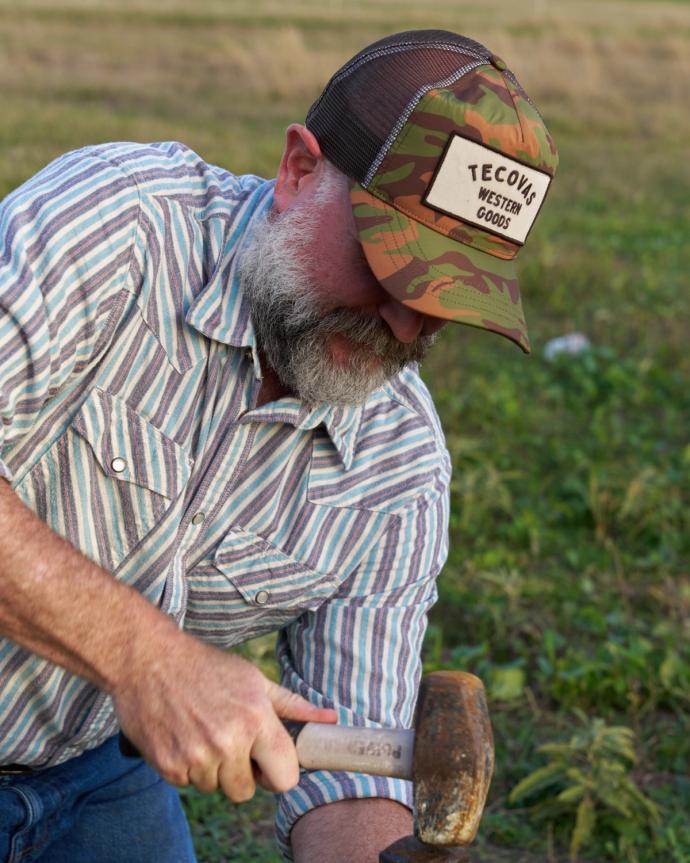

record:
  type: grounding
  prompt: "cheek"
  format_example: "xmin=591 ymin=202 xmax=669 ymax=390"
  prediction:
xmin=308 ymin=216 xmax=348 ymax=280
xmin=308 ymin=241 xmax=380 ymax=307
xmin=351 ymin=248 xmax=389 ymax=305
xmin=308 ymin=193 xmax=387 ymax=308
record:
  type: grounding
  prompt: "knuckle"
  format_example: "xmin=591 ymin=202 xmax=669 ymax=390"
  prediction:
xmin=274 ymin=764 xmax=300 ymax=793
xmin=233 ymin=713 xmax=262 ymax=746
xmin=189 ymin=769 xmax=219 ymax=794
xmin=213 ymin=725 xmax=244 ymax=757
xmin=185 ymin=742 xmax=211 ymax=769
xmin=271 ymin=778 xmax=293 ymax=794
xmin=219 ymin=759 xmax=256 ymax=803
xmin=160 ymin=764 xmax=189 ymax=787
xmin=228 ymin=780 xmax=255 ymax=803
xmin=155 ymin=749 xmax=192 ymax=788
xmin=269 ymin=725 xmax=297 ymax=762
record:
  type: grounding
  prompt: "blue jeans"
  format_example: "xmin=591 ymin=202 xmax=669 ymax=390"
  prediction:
xmin=0 ymin=736 xmax=197 ymax=863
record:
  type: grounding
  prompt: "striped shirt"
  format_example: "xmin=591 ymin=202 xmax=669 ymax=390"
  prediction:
xmin=0 ymin=141 xmax=450 ymax=855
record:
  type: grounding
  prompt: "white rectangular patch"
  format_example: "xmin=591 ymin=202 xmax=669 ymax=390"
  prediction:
xmin=424 ymin=134 xmax=552 ymax=245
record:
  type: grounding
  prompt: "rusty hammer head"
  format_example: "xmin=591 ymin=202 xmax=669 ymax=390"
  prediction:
xmin=290 ymin=669 xmax=494 ymax=856
xmin=412 ymin=671 xmax=494 ymax=847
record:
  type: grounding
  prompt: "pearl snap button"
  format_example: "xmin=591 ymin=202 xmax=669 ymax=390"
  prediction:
xmin=110 ymin=457 xmax=127 ymax=473
xmin=255 ymin=590 xmax=270 ymax=606
xmin=191 ymin=512 xmax=206 ymax=525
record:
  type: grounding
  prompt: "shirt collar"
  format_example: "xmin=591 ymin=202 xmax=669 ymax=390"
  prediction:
xmin=185 ymin=178 xmax=273 ymax=359
xmin=185 ymin=176 xmax=364 ymax=470
xmin=239 ymin=400 xmax=364 ymax=470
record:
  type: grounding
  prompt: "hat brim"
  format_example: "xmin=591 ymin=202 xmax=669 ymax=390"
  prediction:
xmin=351 ymin=184 xmax=531 ymax=353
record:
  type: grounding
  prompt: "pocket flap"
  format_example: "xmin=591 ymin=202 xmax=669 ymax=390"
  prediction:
xmin=71 ymin=387 xmax=191 ymax=499
xmin=214 ymin=527 xmax=339 ymax=611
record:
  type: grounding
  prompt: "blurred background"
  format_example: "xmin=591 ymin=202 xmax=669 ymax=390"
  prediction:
xmin=1 ymin=1 xmax=688 ymax=860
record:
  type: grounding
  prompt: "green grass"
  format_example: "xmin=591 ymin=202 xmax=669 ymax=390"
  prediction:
xmin=1 ymin=1 xmax=688 ymax=860
xmin=419 ymin=123 xmax=690 ymax=860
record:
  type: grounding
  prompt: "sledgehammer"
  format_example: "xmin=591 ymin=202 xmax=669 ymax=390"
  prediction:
xmin=122 ymin=671 xmax=493 ymax=860
xmin=290 ymin=671 xmax=494 ymax=861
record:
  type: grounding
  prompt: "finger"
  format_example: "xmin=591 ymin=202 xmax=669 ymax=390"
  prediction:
xmin=252 ymin=762 xmax=285 ymax=794
xmin=188 ymin=761 xmax=221 ymax=794
xmin=265 ymin=681 xmax=338 ymax=724
xmin=218 ymin=751 xmax=256 ymax=803
xmin=250 ymin=717 xmax=301 ymax=793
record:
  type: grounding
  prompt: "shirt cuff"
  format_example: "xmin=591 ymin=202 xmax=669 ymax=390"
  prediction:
xmin=0 ymin=459 xmax=13 ymax=483
xmin=275 ymin=771 xmax=413 ymax=861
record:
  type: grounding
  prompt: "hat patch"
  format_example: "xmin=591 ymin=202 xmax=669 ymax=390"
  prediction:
xmin=423 ymin=134 xmax=552 ymax=245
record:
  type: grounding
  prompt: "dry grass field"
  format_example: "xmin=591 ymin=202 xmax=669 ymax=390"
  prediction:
xmin=1 ymin=0 xmax=689 ymax=183
xmin=1 ymin=2 xmax=689 ymax=861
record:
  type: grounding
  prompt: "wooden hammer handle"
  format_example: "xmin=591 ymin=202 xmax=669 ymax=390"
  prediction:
xmin=120 ymin=724 xmax=414 ymax=780
xmin=293 ymin=724 xmax=414 ymax=779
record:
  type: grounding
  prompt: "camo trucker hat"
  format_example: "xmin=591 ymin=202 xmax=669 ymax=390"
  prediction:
xmin=306 ymin=30 xmax=559 ymax=353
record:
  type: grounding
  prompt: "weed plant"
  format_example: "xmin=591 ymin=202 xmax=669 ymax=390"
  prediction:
xmin=509 ymin=713 xmax=661 ymax=861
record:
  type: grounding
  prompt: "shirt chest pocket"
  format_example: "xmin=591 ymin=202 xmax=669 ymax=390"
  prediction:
xmin=185 ymin=527 xmax=340 ymax=646
xmin=14 ymin=387 xmax=191 ymax=575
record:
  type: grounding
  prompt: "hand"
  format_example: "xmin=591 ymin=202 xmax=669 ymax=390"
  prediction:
xmin=112 ymin=629 xmax=337 ymax=801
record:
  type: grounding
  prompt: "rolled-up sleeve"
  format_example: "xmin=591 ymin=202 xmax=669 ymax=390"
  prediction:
xmin=0 ymin=148 xmax=140 ymax=481
xmin=275 ymin=467 xmax=450 ymax=859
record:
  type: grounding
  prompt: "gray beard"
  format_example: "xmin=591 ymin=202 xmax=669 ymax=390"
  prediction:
xmin=238 ymin=199 xmax=435 ymax=407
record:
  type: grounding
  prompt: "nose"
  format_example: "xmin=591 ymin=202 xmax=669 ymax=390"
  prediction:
xmin=378 ymin=298 xmax=448 ymax=343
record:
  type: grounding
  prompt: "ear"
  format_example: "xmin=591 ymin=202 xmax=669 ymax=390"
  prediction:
xmin=273 ymin=124 xmax=324 ymax=213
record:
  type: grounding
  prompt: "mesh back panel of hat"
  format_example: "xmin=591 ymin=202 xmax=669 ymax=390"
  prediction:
xmin=306 ymin=30 xmax=492 ymax=187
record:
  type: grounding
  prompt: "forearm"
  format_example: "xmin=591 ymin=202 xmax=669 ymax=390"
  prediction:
xmin=291 ymin=798 xmax=413 ymax=863
xmin=0 ymin=477 xmax=180 ymax=693
xmin=0 ymin=477 xmax=337 ymax=796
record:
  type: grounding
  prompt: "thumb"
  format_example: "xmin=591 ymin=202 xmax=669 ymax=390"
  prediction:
xmin=265 ymin=681 xmax=338 ymax=724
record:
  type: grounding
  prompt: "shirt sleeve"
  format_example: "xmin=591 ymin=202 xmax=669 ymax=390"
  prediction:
xmin=0 ymin=148 xmax=141 ymax=482
xmin=274 ymin=461 xmax=450 ymax=859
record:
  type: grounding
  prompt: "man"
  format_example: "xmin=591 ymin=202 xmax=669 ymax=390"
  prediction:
xmin=0 ymin=30 xmax=557 ymax=863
